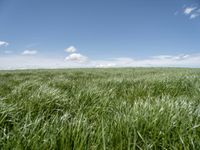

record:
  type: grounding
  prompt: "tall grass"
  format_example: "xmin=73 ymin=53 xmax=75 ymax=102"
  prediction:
xmin=0 ymin=68 xmax=200 ymax=149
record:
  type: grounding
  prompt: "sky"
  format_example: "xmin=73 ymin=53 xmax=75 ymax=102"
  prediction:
xmin=0 ymin=0 xmax=200 ymax=69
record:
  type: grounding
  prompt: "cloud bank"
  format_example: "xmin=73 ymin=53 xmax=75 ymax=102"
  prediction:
xmin=1 ymin=53 xmax=200 ymax=70
xmin=0 ymin=42 xmax=199 ymax=69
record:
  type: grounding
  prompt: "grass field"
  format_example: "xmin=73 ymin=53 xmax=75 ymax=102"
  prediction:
xmin=0 ymin=68 xmax=200 ymax=149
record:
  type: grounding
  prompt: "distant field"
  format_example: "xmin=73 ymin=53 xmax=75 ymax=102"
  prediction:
xmin=0 ymin=68 xmax=200 ymax=149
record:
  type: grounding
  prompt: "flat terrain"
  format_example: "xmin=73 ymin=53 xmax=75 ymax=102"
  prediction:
xmin=0 ymin=68 xmax=200 ymax=149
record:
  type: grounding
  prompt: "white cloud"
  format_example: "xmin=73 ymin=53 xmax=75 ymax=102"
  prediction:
xmin=0 ymin=41 xmax=9 ymax=47
xmin=190 ymin=13 xmax=200 ymax=19
xmin=184 ymin=7 xmax=196 ymax=15
xmin=22 ymin=50 xmax=37 ymax=55
xmin=65 ymin=53 xmax=88 ymax=63
xmin=65 ymin=46 xmax=77 ymax=53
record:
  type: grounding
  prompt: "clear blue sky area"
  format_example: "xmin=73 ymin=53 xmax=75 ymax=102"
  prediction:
xmin=0 ymin=0 xmax=200 ymax=69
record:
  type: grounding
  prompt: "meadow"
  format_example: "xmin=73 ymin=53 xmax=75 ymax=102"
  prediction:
xmin=0 ymin=68 xmax=200 ymax=149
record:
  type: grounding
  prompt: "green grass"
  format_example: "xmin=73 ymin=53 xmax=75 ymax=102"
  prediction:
xmin=0 ymin=68 xmax=200 ymax=149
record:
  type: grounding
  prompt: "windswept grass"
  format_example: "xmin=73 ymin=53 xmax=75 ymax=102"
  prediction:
xmin=0 ymin=68 xmax=200 ymax=149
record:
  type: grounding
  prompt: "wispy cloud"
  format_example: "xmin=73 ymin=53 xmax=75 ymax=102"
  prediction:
xmin=93 ymin=54 xmax=200 ymax=68
xmin=190 ymin=13 xmax=200 ymax=19
xmin=0 ymin=41 xmax=9 ymax=47
xmin=65 ymin=53 xmax=88 ymax=63
xmin=174 ymin=11 xmax=179 ymax=16
xmin=25 ymin=43 xmax=38 ymax=48
xmin=152 ymin=54 xmax=190 ymax=60
xmin=22 ymin=50 xmax=37 ymax=55
xmin=4 ymin=50 xmax=12 ymax=54
xmin=183 ymin=6 xmax=200 ymax=19
xmin=65 ymin=46 xmax=77 ymax=53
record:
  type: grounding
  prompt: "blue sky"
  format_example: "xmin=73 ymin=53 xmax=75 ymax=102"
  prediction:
xmin=0 ymin=0 xmax=200 ymax=69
